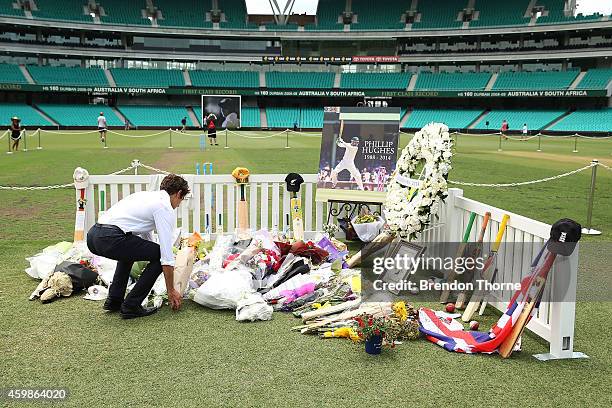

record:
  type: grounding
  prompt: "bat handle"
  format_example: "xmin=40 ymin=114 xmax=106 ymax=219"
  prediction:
xmin=478 ymin=212 xmax=491 ymax=240
xmin=493 ymin=214 xmax=510 ymax=252
xmin=462 ymin=212 xmax=477 ymax=243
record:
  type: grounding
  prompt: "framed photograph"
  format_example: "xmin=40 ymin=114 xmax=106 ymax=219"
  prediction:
xmin=380 ymin=241 xmax=426 ymax=295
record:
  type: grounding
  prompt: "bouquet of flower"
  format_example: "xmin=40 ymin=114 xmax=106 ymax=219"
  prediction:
xmin=322 ymin=223 xmax=339 ymax=238
xmin=354 ymin=313 xmax=398 ymax=348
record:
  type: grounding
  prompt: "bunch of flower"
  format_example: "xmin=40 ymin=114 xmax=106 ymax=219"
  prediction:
xmin=354 ymin=313 xmax=398 ymax=347
xmin=353 ymin=214 xmax=378 ymax=224
xmin=322 ymin=223 xmax=339 ymax=238
xmin=384 ymin=123 xmax=453 ymax=241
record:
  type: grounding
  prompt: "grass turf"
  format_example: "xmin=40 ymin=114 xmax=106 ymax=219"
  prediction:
xmin=0 ymin=130 xmax=611 ymax=407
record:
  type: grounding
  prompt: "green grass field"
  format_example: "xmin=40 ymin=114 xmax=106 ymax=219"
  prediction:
xmin=1 ymin=130 xmax=611 ymax=407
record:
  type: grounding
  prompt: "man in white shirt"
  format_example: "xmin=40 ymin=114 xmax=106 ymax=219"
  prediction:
xmin=87 ymin=174 xmax=189 ymax=319
xmin=97 ymin=112 xmax=107 ymax=143
xmin=330 ymin=136 xmax=364 ymax=190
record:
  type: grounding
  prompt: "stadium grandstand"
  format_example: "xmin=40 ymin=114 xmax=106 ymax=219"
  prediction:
xmin=0 ymin=0 xmax=609 ymax=133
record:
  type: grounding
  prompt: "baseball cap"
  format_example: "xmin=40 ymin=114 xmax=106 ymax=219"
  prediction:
xmin=547 ymin=218 xmax=581 ymax=256
xmin=285 ymin=173 xmax=304 ymax=192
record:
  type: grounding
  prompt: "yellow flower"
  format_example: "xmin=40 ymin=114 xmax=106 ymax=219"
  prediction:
xmin=393 ymin=301 xmax=408 ymax=322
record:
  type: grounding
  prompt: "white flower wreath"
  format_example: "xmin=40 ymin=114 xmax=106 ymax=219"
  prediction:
xmin=384 ymin=123 xmax=453 ymax=240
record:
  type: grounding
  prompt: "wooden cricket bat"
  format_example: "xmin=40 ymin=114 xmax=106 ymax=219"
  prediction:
xmin=237 ymin=185 xmax=248 ymax=233
xmin=462 ymin=214 xmax=510 ymax=322
xmin=498 ymin=251 xmax=557 ymax=358
xmin=455 ymin=212 xmax=491 ymax=309
xmin=439 ymin=212 xmax=477 ymax=303
xmin=74 ymin=188 xmax=86 ymax=242
xmin=290 ymin=192 xmax=304 ymax=241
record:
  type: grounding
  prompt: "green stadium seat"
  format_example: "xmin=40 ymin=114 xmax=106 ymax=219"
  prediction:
xmin=351 ymin=0 xmax=405 ymax=30
xmin=219 ymin=0 xmax=256 ymax=29
xmin=415 ymin=72 xmax=492 ymax=90
xmin=299 ymin=107 xmax=323 ymax=128
xmin=110 ymin=68 xmax=184 ymax=87
xmin=574 ymin=69 xmax=612 ymax=90
xmin=492 ymin=70 xmax=579 ymax=90
xmin=156 ymin=0 xmax=213 ymax=28
xmin=405 ymin=108 xmax=484 ymax=129
xmin=264 ymin=23 xmax=299 ymax=31
xmin=32 ymin=0 xmax=93 ymax=22
xmin=0 ymin=63 xmax=28 ymax=84
xmin=266 ymin=107 xmax=300 ymax=128
xmin=474 ymin=110 xmax=566 ymax=130
xmin=27 ymin=65 xmax=109 ymax=86
xmin=470 ymin=0 xmax=531 ymax=27
xmin=549 ymin=108 xmax=612 ymax=132
xmin=241 ymin=107 xmax=261 ymax=127
xmin=189 ymin=70 xmax=259 ymax=88
xmin=0 ymin=103 xmax=52 ymax=126
xmin=0 ymin=1 xmax=25 ymax=17
xmin=304 ymin=0 xmax=344 ymax=30
xmin=340 ymin=72 xmax=410 ymax=90
xmin=117 ymin=105 xmax=195 ymax=127
xmin=266 ymin=72 xmax=335 ymax=89
xmin=99 ymin=0 xmax=151 ymax=25
xmin=37 ymin=104 xmax=123 ymax=127
xmin=535 ymin=0 xmax=602 ymax=24
xmin=412 ymin=0 xmax=464 ymax=29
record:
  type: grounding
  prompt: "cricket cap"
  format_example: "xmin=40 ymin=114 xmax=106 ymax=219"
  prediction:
xmin=285 ymin=173 xmax=304 ymax=192
xmin=547 ymin=218 xmax=581 ymax=256
xmin=11 ymin=116 xmax=20 ymax=121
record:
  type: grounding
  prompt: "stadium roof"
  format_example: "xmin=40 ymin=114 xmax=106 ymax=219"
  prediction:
xmin=245 ymin=0 xmax=318 ymax=15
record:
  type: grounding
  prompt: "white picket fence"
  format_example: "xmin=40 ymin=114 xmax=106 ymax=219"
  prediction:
xmin=79 ymin=172 xmax=584 ymax=360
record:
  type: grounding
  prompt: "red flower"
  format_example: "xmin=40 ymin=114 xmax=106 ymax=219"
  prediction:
xmin=374 ymin=329 xmax=380 ymax=335
xmin=368 ymin=318 xmax=373 ymax=326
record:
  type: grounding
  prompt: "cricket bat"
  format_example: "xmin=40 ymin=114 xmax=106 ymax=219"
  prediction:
xmin=455 ymin=211 xmax=491 ymax=309
xmin=439 ymin=212 xmax=477 ymax=303
xmin=74 ymin=187 xmax=86 ymax=242
xmin=498 ymin=251 xmax=557 ymax=358
xmin=290 ymin=192 xmax=304 ymax=241
xmin=231 ymin=167 xmax=250 ymax=236
xmin=462 ymin=214 xmax=510 ymax=322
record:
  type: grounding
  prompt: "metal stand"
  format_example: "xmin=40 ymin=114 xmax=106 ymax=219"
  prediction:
xmin=22 ymin=130 xmax=27 ymax=152
xmin=285 ymin=129 xmax=290 ymax=148
xmin=224 ymin=129 xmax=229 ymax=149
xmin=533 ymin=351 xmax=589 ymax=361
xmin=6 ymin=131 xmax=12 ymax=154
xmin=168 ymin=129 xmax=174 ymax=149
xmin=582 ymin=159 xmax=601 ymax=235
xmin=498 ymin=133 xmax=502 ymax=151
xmin=326 ymin=200 xmax=382 ymax=224
xmin=537 ymin=133 xmax=542 ymax=152
xmin=572 ymin=134 xmax=578 ymax=153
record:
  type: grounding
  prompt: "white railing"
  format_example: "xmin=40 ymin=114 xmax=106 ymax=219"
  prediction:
xmin=80 ymin=174 xmax=583 ymax=360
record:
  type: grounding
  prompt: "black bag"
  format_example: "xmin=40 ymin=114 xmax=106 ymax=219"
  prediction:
xmin=54 ymin=261 xmax=98 ymax=291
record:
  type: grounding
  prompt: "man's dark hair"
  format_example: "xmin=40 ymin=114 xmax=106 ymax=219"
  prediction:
xmin=160 ymin=174 xmax=190 ymax=198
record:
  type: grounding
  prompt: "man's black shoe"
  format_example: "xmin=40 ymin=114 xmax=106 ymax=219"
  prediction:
xmin=103 ymin=298 xmax=123 ymax=312
xmin=120 ymin=305 xmax=158 ymax=320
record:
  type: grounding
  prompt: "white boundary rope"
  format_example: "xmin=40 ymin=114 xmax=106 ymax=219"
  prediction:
xmin=226 ymin=129 xmax=289 ymax=139
xmin=108 ymin=129 xmax=169 ymax=138
xmin=39 ymin=129 xmax=100 ymax=135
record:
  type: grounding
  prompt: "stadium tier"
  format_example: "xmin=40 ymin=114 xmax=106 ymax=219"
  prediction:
xmin=265 ymin=72 xmax=335 ymax=89
xmin=405 ymin=108 xmax=484 ymax=129
xmin=26 ymin=65 xmax=109 ymax=87
xmin=99 ymin=0 xmax=151 ymax=25
xmin=470 ymin=0 xmax=531 ymax=27
xmin=117 ymin=105 xmax=196 ymax=127
xmin=156 ymin=0 xmax=213 ymax=28
xmin=32 ymin=0 xmax=93 ymax=22
xmin=474 ymin=110 xmax=566 ymax=130
xmin=37 ymin=104 xmax=124 ymax=127
xmin=536 ymin=0 xmax=602 ymax=24
xmin=110 ymin=68 xmax=184 ymax=87
xmin=549 ymin=108 xmax=612 ymax=133
xmin=219 ymin=0 xmax=257 ymax=29
xmin=350 ymin=0 xmax=405 ymax=30
xmin=492 ymin=70 xmax=579 ymax=90
xmin=0 ymin=63 xmax=28 ymax=84
xmin=304 ymin=0 xmax=344 ymax=30
xmin=241 ymin=106 xmax=260 ymax=127
xmin=189 ymin=70 xmax=259 ymax=88
xmin=414 ymin=72 xmax=492 ymax=91
xmin=575 ymin=68 xmax=612 ymax=90
xmin=412 ymin=0 xmax=464 ymax=30
xmin=266 ymin=107 xmax=299 ymax=128
xmin=0 ymin=103 xmax=52 ymax=126
xmin=340 ymin=72 xmax=410 ymax=90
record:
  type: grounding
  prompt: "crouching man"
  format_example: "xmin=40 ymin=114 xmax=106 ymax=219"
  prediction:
xmin=87 ymin=174 xmax=189 ymax=319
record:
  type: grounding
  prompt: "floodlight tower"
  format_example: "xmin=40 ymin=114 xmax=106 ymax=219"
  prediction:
xmin=268 ymin=0 xmax=296 ymax=25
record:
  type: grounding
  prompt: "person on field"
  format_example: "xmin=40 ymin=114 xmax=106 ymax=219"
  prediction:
xmin=97 ymin=112 xmax=107 ymax=143
xmin=522 ymin=123 xmax=528 ymax=140
xmin=181 ymin=117 xmax=187 ymax=133
xmin=500 ymin=119 xmax=509 ymax=140
xmin=86 ymin=174 xmax=189 ymax=319
xmin=207 ymin=113 xmax=218 ymax=146
xmin=9 ymin=116 xmax=23 ymax=152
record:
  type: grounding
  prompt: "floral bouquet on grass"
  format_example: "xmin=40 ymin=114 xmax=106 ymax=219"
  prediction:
xmin=354 ymin=314 xmax=397 ymax=354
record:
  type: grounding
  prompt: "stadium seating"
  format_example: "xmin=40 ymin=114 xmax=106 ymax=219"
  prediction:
xmin=219 ymin=0 xmax=257 ymax=29
xmin=412 ymin=0 xmax=464 ymax=29
xmin=265 ymin=107 xmax=300 ymax=128
xmin=156 ymin=0 xmax=213 ymax=28
xmin=189 ymin=70 xmax=259 ymax=88
xmin=414 ymin=72 xmax=492 ymax=91
xmin=117 ymin=105 xmax=195 ymax=127
xmin=535 ymin=0 xmax=602 ymax=24
xmin=350 ymin=0 xmax=405 ymax=30
xmin=304 ymin=0 xmax=344 ymax=30
xmin=37 ymin=104 xmax=123 ymax=127
xmin=549 ymin=108 xmax=612 ymax=133
xmin=474 ymin=110 xmax=566 ymax=130
xmin=241 ymin=106 xmax=261 ymax=127
xmin=27 ymin=65 xmax=109 ymax=86
xmin=32 ymin=0 xmax=93 ymax=22
xmin=340 ymin=72 xmax=410 ymax=90
xmin=470 ymin=0 xmax=532 ymax=27
xmin=0 ymin=64 xmax=28 ymax=84
xmin=0 ymin=1 xmax=24 ymax=17
xmin=110 ymin=68 xmax=184 ymax=87
xmin=574 ymin=68 xmax=612 ymax=90
xmin=0 ymin=103 xmax=52 ymax=126
xmin=99 ymin=0 xmax=151 ymax=25
xmin=299 ymin=107 xmax=324 ymax=128
xmin=405 ymin=108 xmax=484 ymax=129
xmin=264 ymin=23 xmax=299 ymax=31
xmin=492 ymin=70 xmax=579 ymax=90
xmin=266 ymin=72 xmax=335 ymax=89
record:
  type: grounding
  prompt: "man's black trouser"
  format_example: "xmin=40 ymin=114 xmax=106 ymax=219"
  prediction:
xmin=87 ymin=223 xmax=162 ymax=308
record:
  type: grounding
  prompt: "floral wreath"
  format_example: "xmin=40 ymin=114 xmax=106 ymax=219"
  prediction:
xmin=384 ymin=123 xmax=453 ymax=240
